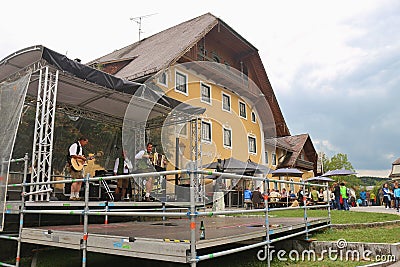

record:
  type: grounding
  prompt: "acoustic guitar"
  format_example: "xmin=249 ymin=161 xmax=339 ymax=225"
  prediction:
xmin=70 ymin=151 xmax=103 ymax=172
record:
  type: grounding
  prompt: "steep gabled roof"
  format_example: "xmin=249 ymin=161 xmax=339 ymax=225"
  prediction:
xmin=390 ymin=158 xmax=400 ymax=178
xmin=265 ymin=137 xmax=294 ymax=152
xmin=268 ymin=134 xmax=317 ymax=171
xmin=89 ymin=12 xmax=290 ymax=136
xmin=89 ymin=13 xmax=218 ymax=81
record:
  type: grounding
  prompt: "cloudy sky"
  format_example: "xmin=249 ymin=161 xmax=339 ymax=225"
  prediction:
xmin=1 ymin=0 xmax=399 ymax=177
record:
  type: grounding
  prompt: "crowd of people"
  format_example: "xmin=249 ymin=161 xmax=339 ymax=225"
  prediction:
xmin=243 ymin=185 xmax=331 ymax=209
xmin=242 ymin=180 xmax=400 ymax=212
xmin=66 ymin=138 xmax=400 ymax=210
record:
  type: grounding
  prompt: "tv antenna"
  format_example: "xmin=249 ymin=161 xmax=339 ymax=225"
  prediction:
xmin=130 ymin=13 xmax=157 ymax=42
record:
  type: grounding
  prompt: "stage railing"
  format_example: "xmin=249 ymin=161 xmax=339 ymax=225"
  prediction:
xmin=0 ymin=160 xmax=331 ymax=267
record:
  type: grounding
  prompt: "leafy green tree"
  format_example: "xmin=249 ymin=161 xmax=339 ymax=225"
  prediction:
xmin=322 ymin=153 xmax=359 ymax=189
xmin=322 ymin=153 xmax=355 ymax=173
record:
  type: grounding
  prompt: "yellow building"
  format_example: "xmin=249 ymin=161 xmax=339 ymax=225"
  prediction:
xmin=89 ymin=13 xmax=318 ymax=193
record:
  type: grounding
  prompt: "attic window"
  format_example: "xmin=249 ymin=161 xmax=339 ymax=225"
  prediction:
xmin=211 ymin=51 xmax=220 ymax=63
xmin=198 ymin=45 xmax=207 ymax=60
xmin=241 ymin=62 xmax=249 ymax=81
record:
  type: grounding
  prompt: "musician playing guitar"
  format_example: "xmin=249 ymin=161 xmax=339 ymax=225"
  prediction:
xmin=135 ymin=142 xmax=155 ymax=202
xmin=67 ymin=137 xmax=89 ymax=201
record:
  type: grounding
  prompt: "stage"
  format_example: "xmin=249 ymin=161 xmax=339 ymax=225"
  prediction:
xmin=19 ymin=214 xmax=330 ymax=263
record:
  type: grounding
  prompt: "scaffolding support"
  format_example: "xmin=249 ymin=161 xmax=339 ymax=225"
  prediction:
xmin=3 ymin=166 xmax=331 ymax=266
xmin=30 ymin=67 xmax=59 ymax=201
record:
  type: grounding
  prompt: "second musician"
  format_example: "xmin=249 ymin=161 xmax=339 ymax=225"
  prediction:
xmin=135 ymin=142 xmax=155 ymax=201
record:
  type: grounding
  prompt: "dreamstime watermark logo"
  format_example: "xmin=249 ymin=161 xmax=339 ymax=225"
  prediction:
xmin=257 ymin=239 xmax=396 ymax=263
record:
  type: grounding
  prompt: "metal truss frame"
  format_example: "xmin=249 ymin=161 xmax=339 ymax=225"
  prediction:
xmin=30 ymin=66 xmax=59 ymax=201
xmin=190 ymin=117 xmax=203 ymax=202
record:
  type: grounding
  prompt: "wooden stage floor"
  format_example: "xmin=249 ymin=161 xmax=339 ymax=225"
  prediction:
xmin=19 ymin=214 xmax=330 ymax=263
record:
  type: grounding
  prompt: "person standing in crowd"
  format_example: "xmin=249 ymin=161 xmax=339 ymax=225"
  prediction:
xmin=369 ymin=191 xmax=376 ymax=206
xmin=393 ymin=182 xmax=400 ymax=212
xmin=340 ymin=182 xmax=349 ymax=211
xmin=333 ymin=182 xmax=341 ymax=210
xmin=135 ymin=142 xmax=155 ymax=201
xmin=67 ymin=137 xmax=89 ymax=201
xmin=382 ymin=183 xmax=391 ymax=209
xmin=113 ymin=150 xmax=133 ymax=201
xmin=310 ymin=187 xmax=319 ymax=204
xmin=359 ymin=189 xmax=367 ymax=207
xmin=393 ymin=181 xmax=400 ymax=212
xmin=378 ymin=188 xmax=384 ymax=206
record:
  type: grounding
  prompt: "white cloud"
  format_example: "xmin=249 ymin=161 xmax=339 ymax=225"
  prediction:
xmin=313 ymin=139 xmax=339 ymax=156
xmin=1 ymin=0 xmax=399 ymax=174
xmin=356 ymin=169 xmax=391 ymax=178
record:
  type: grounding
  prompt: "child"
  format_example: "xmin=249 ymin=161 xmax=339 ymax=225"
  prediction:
xmin=394 ymin=183 xmax=400 ymax=212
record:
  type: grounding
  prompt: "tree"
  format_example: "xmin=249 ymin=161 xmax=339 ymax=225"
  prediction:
xmin=322 ymin=153 xmax=359 ymax=189
xmin=322 ymin=153 xmax=355 ymax=173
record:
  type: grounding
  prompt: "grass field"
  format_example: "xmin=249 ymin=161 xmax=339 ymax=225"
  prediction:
xmin=268 ymin=208 xmax=399 ymax=224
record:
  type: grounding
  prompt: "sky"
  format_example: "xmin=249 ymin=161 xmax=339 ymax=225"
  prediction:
xmin=1 ymin=0 xmax=399 ymax=177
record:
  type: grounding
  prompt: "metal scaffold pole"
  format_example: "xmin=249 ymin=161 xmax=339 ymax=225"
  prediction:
xmin=302 ymin=180 xmax=309 ymax=240
xmin=264 ymin=179 xmax=271 ymax=267
xmin=189 ymin=162 xmax=197 ymax=267
xmin=82 ymin=173 xmax=90 ymax=267
xmin=15 ymin=153 xmax=29 ymax=267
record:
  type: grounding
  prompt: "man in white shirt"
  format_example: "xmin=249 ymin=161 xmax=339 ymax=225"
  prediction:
xmin=135 ymin=142 xmax=154 ymax=201
xmin=67 ymin=137 xmax=88 ymax=201
xmin=113 ymin=150 xmax=133 ymax=200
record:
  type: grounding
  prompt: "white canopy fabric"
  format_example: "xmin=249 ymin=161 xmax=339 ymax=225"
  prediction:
xmin=0 ymin=45 xmax=205 ymax=125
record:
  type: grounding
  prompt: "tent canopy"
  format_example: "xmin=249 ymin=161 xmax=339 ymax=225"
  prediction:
xmin=322 ymin=169 xmax=357 ymax=177
xmin=0 ymin=45 xmax=205 ymax=125
xmin=202 ymin=157 xmax=270 ymax=174
xmin=270 ymin=167 xmax=303 ymax=177
xmin=307 ymin=176 xmax=334 ymax=182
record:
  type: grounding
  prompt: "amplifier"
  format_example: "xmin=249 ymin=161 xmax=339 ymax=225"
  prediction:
xmin=63 ymin=182 xmax=101 ymax=199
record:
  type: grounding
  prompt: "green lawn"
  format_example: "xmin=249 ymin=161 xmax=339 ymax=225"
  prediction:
xmin=268 ymin=209 xmax=399 ymax=224
xmin=311 ymin=224 xmax=400 ymax=243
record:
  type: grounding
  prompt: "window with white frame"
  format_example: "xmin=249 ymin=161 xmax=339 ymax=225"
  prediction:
xmin=239 ymin=101 xmax=247 ymax=119
xmin=175 ymin=71 xmax=188 ymax=95
xmin=251 ymin=111 xmax=256 ymax=123
xmin=223 ymin=127 xmax=232 ymax=148
xmin=200 ymin=82 xmax=211 ymax=104
xmin=272 ymin=153 xmax=277 ymax=165
xmin=201 ymin=121 xmax=211 ymax=142
xmin=248 ymin=136 xmax=256 ymax=154
xmin=222 ymin=93 xmax=231 ymax=112
xmin=158 ymin=71 xmax=168 ymax=86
